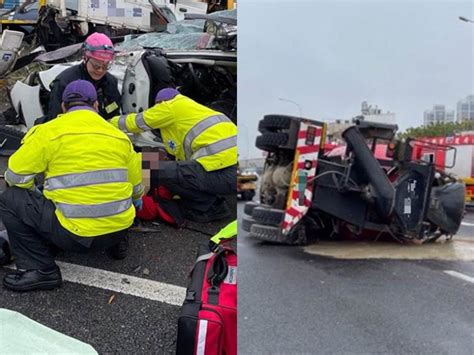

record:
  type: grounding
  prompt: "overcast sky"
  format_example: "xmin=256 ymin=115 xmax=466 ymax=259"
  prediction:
xmin=237 ymin=0 xmax=474 ymax=158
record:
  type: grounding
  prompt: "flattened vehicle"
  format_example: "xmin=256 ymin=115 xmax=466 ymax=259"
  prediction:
xmin=0 ymin=9 xmax=236 ymax=153
xmin=243 ymin=115 xmax=465 ymax=245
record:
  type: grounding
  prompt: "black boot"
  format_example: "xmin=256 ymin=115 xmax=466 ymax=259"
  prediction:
xmin=3 ymin=265 xmax=62 ymax=292
xmin=106 ymin=236 xmax=129 ymax=260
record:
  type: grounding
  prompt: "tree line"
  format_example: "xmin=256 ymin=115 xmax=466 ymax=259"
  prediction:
xmin=399 ymin=120 xmax=474 ymax=139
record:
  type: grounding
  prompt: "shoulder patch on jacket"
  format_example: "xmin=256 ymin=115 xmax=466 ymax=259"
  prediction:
xmin=167 ymin=139 xmax=177 ymax=151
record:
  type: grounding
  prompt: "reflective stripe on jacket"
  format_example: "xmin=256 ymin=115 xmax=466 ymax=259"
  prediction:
xmin=109 ymin=95 xmax=237 ymax=172
xmin=5 ymin=108 xmax=143 ymax=237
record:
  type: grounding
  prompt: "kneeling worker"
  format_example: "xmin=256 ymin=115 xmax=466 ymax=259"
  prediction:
xmin=0 ymin=80 xmax=143 ymax=292
xmin=109 ymin=88 xmax=237 ymax=223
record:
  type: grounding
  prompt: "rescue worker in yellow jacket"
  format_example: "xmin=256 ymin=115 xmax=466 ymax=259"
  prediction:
xmin=109 ymin=88 xmax=236 ymax=223
xmin=0 ymin=80 xmax=143 ymax=292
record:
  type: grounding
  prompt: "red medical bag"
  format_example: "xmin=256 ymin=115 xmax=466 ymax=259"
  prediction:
xmin=176 ymin=224 xmax=237 ymax=355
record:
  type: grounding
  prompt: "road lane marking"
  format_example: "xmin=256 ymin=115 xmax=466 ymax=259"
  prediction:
xmin=461 ymin=221 xmax=474 ymax=227
xmin=444 ymin=270 xmax=474 ymax=284
xmin=5 ymin=261 xmax=186 ymax=306
xmin=56 ymin=262 xmax=186 ymax=306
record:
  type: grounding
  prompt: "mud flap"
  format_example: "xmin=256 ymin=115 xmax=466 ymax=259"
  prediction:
xmin=427 ymin=182 xmax=465 ymax=234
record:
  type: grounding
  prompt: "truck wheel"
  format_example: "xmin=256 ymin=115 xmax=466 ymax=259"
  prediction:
xmin=241 ymin=190 xmax=255 ymax=201
xmin=249 ymin=222 xmax=306 ymax=245
xmin=255 ymin=132 xmax=289 ymax=152
xmin=250 ymin=222 xmax=307 ymax=245
xmin=250 ymin=224 xmax=284 ymax=243
xmin=244 ymin=201 xmax=260 ymax=215
xmin=252 ymin=207 xmax=285 ymax=226
xmin=258 ymin=114 xmax=294 ymax=133
xmin=241 ymin=216 xmax=256 ymax=232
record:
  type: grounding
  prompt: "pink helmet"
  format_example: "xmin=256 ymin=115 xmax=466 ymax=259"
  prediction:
xmin=83 ymin=33 xmax=115 ymax=62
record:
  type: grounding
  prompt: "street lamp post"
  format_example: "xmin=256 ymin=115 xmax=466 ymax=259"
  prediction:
xmin=278 ymin=97 xmax=303 ymax=117
xmin=459 ymin=16 xmax=474 ymax=23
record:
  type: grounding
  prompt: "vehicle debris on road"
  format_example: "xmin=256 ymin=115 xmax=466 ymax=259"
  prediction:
xmin=0 ymin=9 xmax=237 ymax=156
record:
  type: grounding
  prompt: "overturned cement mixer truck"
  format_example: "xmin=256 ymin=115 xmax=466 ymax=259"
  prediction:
xmin=242 ymin=115 xmax=465 ymax=245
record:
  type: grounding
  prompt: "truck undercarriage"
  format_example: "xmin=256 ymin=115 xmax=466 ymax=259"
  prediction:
xmin=243 ymin=115 xmax=465 ymax=245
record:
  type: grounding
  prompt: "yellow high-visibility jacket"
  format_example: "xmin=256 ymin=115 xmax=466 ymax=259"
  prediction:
xmin=5 ymin=108 xmax=143 ymax=237
xmin=109 ymin=95 xmax=237 ymax=172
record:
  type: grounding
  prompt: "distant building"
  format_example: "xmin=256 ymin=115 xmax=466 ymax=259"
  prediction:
xmin=239 ymin=158 xmax=265 ymax=169
xmin=424 ymin=105 xmax=454 ymax=126
xmin=239 ymin=157 xmax=266 ymax=174
xmin=326 ymin=119 xmax=352 ymax=143
xmin=326 ymin=102 xmax=396 ymax=143
xmin=358 ymin=101 xmax=396 ymax=125
xmin=456 ymin=95 xmax=474 ymax=122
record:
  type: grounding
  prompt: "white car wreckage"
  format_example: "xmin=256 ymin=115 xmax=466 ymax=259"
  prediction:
xmin=0 ymin=9 xmax=237 ymax=155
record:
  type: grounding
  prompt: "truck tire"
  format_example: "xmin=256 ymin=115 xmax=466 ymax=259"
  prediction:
xmin=241 ymin=216 xmax=256 ymax=232
xmin=252 ymin=207 xmax=285 ymax=226
xmin=258 ymin=114 xmax=293 ymax=133
xmin=250 ymin=224 xmax=284 ymax=243
xmin=255 ymin=132 xmax=289 ymax=152
xmin=250 ymin=221 xmax=307 ymax=245
xmin=244 ymin=201 xmax=260 ymax=215
xmin=241 ymin=190 xmax=255 ymax=201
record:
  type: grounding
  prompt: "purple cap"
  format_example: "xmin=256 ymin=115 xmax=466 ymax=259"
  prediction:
xmin=62 ymin=80 xmax=97 ymax=104
xmin=155 ymin=88 xmax=180 ymax=103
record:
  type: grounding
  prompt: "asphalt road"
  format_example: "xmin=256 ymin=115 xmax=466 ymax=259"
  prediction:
xmin=0 ymin=219 xmax=237 ymax=354
xmin=238 ymin=202 xmax=474 ymax=354
xmin=0 ymin=154 xmax=237 ymax=354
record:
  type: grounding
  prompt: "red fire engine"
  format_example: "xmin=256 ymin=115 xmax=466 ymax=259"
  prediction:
xmin=413 ymin=134 xmax=474 ymax=206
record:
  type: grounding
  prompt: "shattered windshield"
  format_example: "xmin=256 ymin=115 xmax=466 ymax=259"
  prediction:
xmin=116 ymin=32 xmax=214 ymax=51
xmin=167 ymin=9 xmax=236 ymax=34
xmin=116 ymin=9 xmax=236 ymax=51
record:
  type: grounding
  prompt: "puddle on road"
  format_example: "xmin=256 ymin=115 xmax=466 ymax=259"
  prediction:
xmin=304 ymin=239 xmax=474 ymax=261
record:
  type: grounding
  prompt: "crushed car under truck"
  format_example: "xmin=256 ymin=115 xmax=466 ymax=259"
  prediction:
xmin=0 ymin=9 xmax=236 ymax=154
xmin=242 ymin=115 xmax=465 ymax=245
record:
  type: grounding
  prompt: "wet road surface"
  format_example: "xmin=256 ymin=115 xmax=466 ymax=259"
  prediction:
xmin=238 ymin=202 xmax=474 ymax=354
